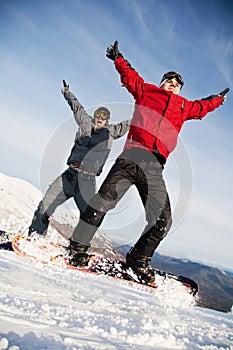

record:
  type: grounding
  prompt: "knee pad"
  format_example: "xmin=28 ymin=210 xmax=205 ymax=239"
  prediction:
xmin=155 ymin=217 xmax=166 ymax=232
xmin=81 ymin=205 xmax=106 ymax=227
xmin=154 ymin=216 xmax=171 ymax=240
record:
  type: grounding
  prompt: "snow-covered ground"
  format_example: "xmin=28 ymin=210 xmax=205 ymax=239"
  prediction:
xmin=0 ymin=172 xmax=233 ymax=349
xmin=0 ymin=248 xmax=233 ymax=350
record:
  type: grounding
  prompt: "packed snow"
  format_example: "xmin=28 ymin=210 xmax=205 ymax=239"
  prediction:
xmin=0 ymin=172 xmax=233 ymax=349
xmin=0 ymin=249 xmax=233 ymax=350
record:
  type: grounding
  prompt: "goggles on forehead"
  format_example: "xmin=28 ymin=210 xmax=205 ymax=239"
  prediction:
xmin=94 ymin=111 xmax=109 ymax=120
xmin=160 ymin=71 xmax=184 ymax=88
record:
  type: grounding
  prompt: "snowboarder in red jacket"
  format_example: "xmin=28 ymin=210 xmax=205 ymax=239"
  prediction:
xmin=68 ymin=41 xmax=229 ymax=284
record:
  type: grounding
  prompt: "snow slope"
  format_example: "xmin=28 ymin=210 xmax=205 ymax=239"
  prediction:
xmin=0 ymin=249 xmax=233 ymax=350
xmin=0 ymin=172 xmax=79 ymax=238
xmin=0 ymin=172 xmax=233 ymax=349
xmin=0 ymin=172 xmax=119 ymax=257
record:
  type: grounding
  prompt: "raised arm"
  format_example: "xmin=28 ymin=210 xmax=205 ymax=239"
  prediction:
xmin=106 ymin=41 xmax=145 ymax=99
xmin=61 ymin=80 xmax=92 ymax=126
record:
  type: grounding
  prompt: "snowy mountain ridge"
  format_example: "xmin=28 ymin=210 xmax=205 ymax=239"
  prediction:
xmin=0 ymin=172 xmax=71 ymax=236
xmin=0 ymin=172 xmax=233 ymax=349
xmin=0 ymin=172 xmax=118 ymax=258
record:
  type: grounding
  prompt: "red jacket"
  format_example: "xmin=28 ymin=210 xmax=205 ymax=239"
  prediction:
xmin=115 ymin=57 xmax=223 ymax=161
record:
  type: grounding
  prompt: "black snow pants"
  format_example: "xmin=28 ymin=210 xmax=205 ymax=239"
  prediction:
xmin=71 ymin=148 xmax=172 ymax=257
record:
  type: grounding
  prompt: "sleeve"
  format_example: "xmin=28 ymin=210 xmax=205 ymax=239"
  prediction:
xmin=185 ymin=95 xmax=223 ymax=120
xmin=109 ymin=119 xmax=131 ymax=139
xmin=114 ymin=57 xmax=146 ymax=99
xmin=62 ymin=90 xmax=92 ymax=127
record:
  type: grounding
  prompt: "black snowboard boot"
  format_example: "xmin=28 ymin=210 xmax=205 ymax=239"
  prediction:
xmin=126 ymin=247 xmax=155 ymax=284
xmin=69 ymin=239 xmax=89 ymax=268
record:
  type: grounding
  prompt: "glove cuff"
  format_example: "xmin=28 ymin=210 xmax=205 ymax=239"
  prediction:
xmin=61 ymin=87 xmax=69 ymax=94
xmin=115 ymin=53 xmax=123 ymax=60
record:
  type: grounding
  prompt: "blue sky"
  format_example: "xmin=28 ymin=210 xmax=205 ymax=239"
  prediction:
xmin=1 ymin=0 xmax=233 ymax=270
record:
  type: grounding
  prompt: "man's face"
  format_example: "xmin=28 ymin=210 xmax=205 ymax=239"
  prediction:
xmin=94 ymin=115 xmax=108 ymax=128
xmin=161 ymin=78 xmax=181 ymax=95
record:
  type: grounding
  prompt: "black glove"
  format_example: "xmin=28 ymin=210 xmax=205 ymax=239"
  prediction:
xmin=202 ymin=87 xmax=229 ymax=104
xmin=61 ymin=79 xmax=69 ymax=93
xmin=219 ymin=88 xmax=229 ymax=104
xmin=106 ymin=40 xmax=123 ymax=61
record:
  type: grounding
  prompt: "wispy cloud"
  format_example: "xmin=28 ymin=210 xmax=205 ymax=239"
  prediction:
xmin=207 ymin=35 xmax=233 ymax=83
xmin=0 ymin=102 xmax=52 ymax=157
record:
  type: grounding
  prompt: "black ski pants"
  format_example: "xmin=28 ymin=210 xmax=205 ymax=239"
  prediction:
xmin=71 ymin=149 xmax=172 ymax=257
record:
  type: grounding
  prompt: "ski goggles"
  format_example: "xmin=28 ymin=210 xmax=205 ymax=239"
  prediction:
xmin=160 ymin=71 xmax=184 ymax=87
xmin=94 ymin=111 xmax=109 ymax=120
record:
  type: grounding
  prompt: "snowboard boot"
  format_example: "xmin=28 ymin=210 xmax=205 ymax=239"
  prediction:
xmin=126 ymin=247 xmax=155 ymax=284
xmin=68 ymin=239 xmax=89 ymax=268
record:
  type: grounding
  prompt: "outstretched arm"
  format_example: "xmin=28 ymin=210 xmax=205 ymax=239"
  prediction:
xmin=186 ymin=87 xmax=230 ymax=120
xmin=201 ymin=88 xmax=229 ymax=105
xmin=61 ymin=80 xmax=91 ymax=126
xmin=110 ymin=119 xmax=131 ymax=139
